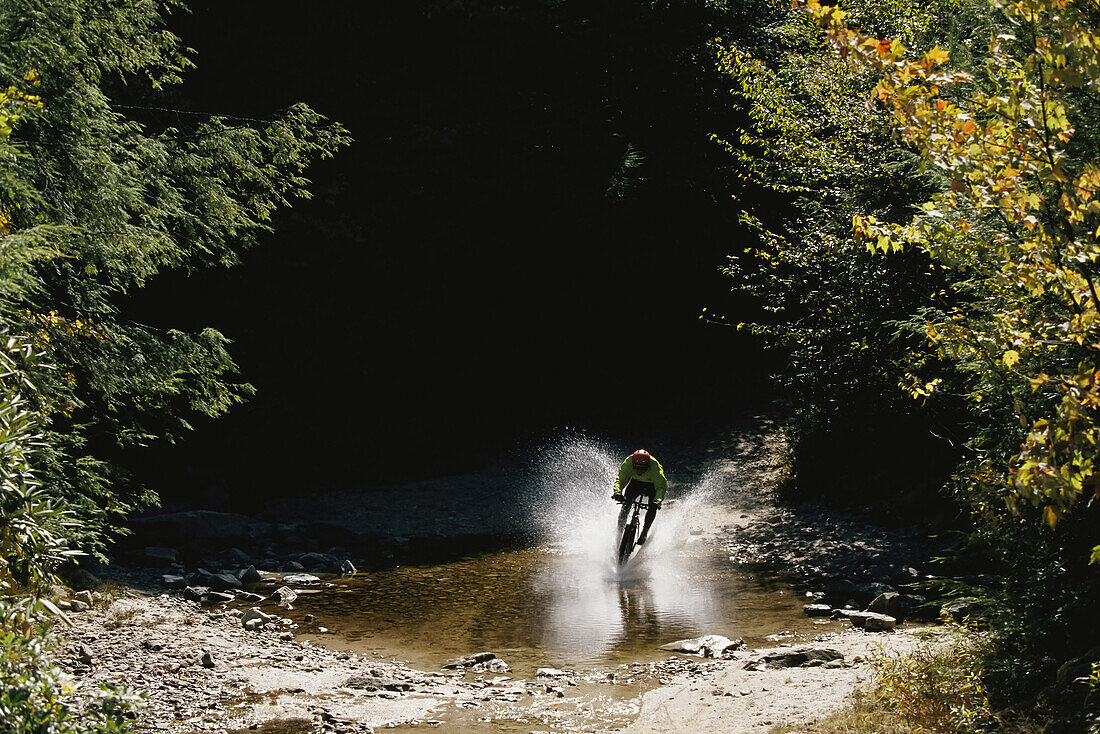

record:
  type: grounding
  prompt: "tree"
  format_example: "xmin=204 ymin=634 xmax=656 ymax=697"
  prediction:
xmin=0 ymin=0 xmax=349 ymax=556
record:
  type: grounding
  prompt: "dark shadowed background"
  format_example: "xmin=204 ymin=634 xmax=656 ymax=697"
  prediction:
xmin=125 ymin=1 xmax=777 ymax=505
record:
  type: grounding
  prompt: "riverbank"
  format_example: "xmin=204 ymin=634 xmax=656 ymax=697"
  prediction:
xmin=55 ymin=416 xmax=949 ymax=732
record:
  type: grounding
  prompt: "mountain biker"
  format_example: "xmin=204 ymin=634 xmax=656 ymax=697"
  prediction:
xmin=612 ymin=449 xmax=667 ymax=545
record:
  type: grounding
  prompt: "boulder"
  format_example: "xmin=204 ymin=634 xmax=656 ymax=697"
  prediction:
xmin=849 ymin=611 xmax=897 ymax=632
xmin=209 ymin=572 xmax=243 ymax=592
xmin=239 ymin=565 xmax=262 ymax=584
xmin=273 ymin=586 xmax=297 ymax=607
xmin=183 ymin=586 xmax=210 ymax=603
xmin=803 ymin=604 xmax=833 ymax=617
xmin=340 ymin=559 xmax=357 ymax=576
xmin=205 ymin=591 xmax=235 ymax=604
xmin=241 ymin=607 xmax=275 ymax=629
xmin=659 ymin=635 xmax=745 ymax=659
xmin=867 ymin=592 xmax=902 ymax=618
xmin=282 ymin=573 xmax=321 ymax=586
xmin=744 ymin=647 xmax=844 ymax=670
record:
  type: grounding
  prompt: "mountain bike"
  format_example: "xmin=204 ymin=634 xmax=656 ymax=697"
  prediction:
xmin=616 ymin=495 xmax=653 ymax=565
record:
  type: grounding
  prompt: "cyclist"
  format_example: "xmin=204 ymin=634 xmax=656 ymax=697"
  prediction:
xmin=611 ymin=449 xmax=667 ymax=545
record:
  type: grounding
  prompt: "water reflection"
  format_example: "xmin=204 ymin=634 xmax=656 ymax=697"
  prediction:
xmin=289 ymin=437 xmax=837 ymax=674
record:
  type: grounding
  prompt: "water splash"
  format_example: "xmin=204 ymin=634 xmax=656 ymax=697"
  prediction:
xmin=525 ymin=434 xmax=730 ymax=658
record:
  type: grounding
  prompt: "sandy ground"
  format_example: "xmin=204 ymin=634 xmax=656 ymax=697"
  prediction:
xmin=56 ymin=414 xmax=941 ymax=733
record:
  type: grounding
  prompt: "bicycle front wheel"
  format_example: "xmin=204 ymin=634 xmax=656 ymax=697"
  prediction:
xmin=617 ymin=519 xmax=638 ymax=565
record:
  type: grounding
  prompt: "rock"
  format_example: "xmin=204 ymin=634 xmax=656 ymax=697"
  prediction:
xmin=537 ymin=668 xmax=571 ymax=678
xmin=898 ymin=594 xmax=939 ymax=622
xmin=1057 ymin=646 xmax=1100 ymax=686
xmin=239 ymin=565 xmax=262 ymax=584
xmin=207 ymin=572 xmax=243 ymax=592
xmin=545 ymin=685 xmax=565 ymax=697
xmin=849 ymin=612 xmax=897 ymax=632
xmin=183 ymin=586 xmax=210 ymax=603
xmin=241 ymin=607 xmax=274 ymax=629
xmin=78 ymin=644 xmax=94 ymax=665
xmin=443 ymin=652 xmax=498 ymax=669
xmin=243 ymin=618 xmax=263 ymax=631
xmin=66 ymin=567 xmax=100 ymax=590
xmin=340 ymin=559 xmax=357 ymax=576
xmin=200 ymin=650 xmax=216 ymax=668
xmin=69 ymin=600 xmax=89 ymax=612
xmin=297 ymin=552 xmax=339 ymax=572
xmin=74 ymin=590 xmax=94 ymax=608
xmin=659 ymin=635 xmax=745 ymax=659
xmin=205 ymin=591 xmax=235 ymax=604
xmin=143 ymin=546 xmax=180 ymax=566
xmin=273 ymin=586 xmax=297 ymax=607
xmin=343 ymin=675 xmax=388 ymax=690
xmin=236 ymin=591 xmax=265 ymax=603
xmin=744 ymin=647 xmax=844 ymax=669
xmin=285 ymin=561 xmax=306 ymax=571
xmin=940 ymin=597 xmax=979 ymax=620
xmin=480 ymin=658 xmax=510 ymax=673
xmin=281 ymin=573 xmax=321 ymax=586
xmin=867 ymin=592 xmax=902 ymax=617
xmin=803 ymin=604 xmax=833 ymax=617
xmin=162 ymin=574 xmax=187 ymax=589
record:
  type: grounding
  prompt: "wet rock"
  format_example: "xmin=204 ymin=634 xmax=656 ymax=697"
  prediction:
xmin=443 ymin=652 xmax=498 ymax=669
xmin=536 ymin=668 xmax=571 ymax=678
xmin=282 ymin=573 xmax=321 ymax=586
xmin=241 ymin=607 xmax=275 ymax=629
xmin=273 ymin=586 xmax=297 ymax=607
xmin=744 ymin=647 xmax=844 ymax=669
xmin=474 ymin=658 xmax=510 ymax=674
xmin=803 ymin=603 xmax=833 ymax=617
xmin=659 ymin=635 xmax=745 ymax=659
xmin=849 ymin=611 xmax=897 ymax=632
xmin=144 ymin=546 xmax=180 ymax=566
xmin=236 ymin=591 xmax=265 ymax=603
xmin=340 ymin=559 xmax=356 ymax=576
xmin=239 ymin=565 xmax=262 ymax=584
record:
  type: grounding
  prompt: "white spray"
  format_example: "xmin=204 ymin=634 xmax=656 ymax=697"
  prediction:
xmin=525 ymin=434 xmax=730 ymax=660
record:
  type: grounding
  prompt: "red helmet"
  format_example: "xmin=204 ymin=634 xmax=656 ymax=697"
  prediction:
xmin=631 ymin=449 xmax=652 ymax=468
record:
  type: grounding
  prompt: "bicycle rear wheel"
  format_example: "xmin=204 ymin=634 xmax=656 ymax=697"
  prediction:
xmin=617 ymin=518 xmax=638 ymax=565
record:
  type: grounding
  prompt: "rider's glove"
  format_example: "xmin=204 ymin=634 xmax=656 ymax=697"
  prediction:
xmin=612 ymin=494 xmax=625 ymax=503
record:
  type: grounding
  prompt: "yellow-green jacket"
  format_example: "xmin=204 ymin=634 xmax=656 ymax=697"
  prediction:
xmin=612 ymin=456 xmax=668 ymax=503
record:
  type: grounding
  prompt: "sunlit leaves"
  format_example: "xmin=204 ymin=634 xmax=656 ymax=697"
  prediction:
xmin=805 ymin=0 xmax=1100 ymax=548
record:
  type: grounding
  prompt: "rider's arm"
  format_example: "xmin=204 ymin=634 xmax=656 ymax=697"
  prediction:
xmin=612 ymin=458 xmax=632 ymax=496
xmin=652 ymin=460 xmax=668 ymax=503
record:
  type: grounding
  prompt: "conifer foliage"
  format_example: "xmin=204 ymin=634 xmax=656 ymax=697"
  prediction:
xmin=0 ymin=0 xmax=349 ymax=555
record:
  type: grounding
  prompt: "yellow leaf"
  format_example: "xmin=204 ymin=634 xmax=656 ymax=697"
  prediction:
xmin=1043 ymin=505 xmax=1058 ymax=529
xmin=1003 ymin=350 xmax=1020 ymax=367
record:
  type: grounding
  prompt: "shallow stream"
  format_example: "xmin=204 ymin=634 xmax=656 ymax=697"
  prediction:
xmin=283 ymin=436 xmax=841 ymax=676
